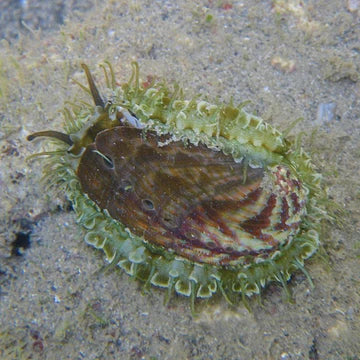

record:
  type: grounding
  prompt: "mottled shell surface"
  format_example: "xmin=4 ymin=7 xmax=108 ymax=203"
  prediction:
xmin=28 ymin=62 xmax=327 ymax=309
xmin=78 ymin=127 xmax=306 ymax=267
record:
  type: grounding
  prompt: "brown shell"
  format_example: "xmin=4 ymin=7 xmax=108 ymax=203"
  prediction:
xmin=77 ymin=126 xmax=306 ymax=266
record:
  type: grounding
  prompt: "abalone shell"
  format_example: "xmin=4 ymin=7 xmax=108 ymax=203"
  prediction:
xmin=77 ymin=126 xmax=306 ymax=267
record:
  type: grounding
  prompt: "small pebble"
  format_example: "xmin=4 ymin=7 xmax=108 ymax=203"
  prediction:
xmin=347 ymin=0 xmax=360 ymax=13
xmin=316 ymin=102 xmax=337 ymax=125
xmin=271 ymin=56 xmax=296 ymax=73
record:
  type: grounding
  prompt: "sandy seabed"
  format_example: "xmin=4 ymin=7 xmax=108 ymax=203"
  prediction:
xmin=1 ymin=1 xmax=360 ymax=359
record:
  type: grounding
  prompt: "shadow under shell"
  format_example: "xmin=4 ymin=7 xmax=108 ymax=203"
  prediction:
xmin=77 ymin=126 xmax=306 ymax=267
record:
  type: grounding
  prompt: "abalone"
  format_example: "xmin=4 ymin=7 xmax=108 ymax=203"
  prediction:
xmin=28 ymin=62 xmax=328 ymax=312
